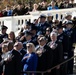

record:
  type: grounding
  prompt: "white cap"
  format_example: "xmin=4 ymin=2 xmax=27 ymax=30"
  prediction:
xmin=39 ymin=14 xmax=46 ymax=18
xmin=47 ymin=13 xmax=52 ymax=17
xmin=65 ymin=12 xmax=72 ymax=17
xmin=50 ymin=31 xmax=57 ymax=37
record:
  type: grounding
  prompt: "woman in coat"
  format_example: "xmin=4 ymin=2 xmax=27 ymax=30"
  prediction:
xmin=22 ymin=43 xmax=38 ymax=75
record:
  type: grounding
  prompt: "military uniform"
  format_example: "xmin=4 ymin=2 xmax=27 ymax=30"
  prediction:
xmin=57 ymin=32 xmax=69 ymax=75
xmin=64 ymin=28 xmax=76 ymax=74
xmin=37 ymin=15 xmax=50 ymax=35
xmin=37 ymin=22 xmax=50 ymax=35
xmin=64 ymin=21 xmax=76 ymax=74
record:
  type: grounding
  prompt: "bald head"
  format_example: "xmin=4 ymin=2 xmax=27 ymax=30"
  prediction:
xmin=14 ymin=42 xmax=23 ymax=51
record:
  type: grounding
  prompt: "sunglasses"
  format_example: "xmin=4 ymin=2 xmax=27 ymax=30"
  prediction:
xmin=46 ymin=30 xmax=50 ymax=31
xmin=26 ymin=46 xmax=32 ymax=48
xmin=39 ymin=40 xmax=44 ymax=42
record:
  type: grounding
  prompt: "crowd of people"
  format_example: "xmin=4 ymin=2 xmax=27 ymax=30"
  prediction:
xmin=0 ymin=11 xmax=76 ymax=75
xmin=0 ymin=0 xmax=75 ymax=17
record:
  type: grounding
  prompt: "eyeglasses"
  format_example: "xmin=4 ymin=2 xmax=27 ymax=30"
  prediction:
xmin=26 ymin=46 xmax=32 ymax=48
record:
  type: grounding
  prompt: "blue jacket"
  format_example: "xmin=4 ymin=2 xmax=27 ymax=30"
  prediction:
xmin=47 ymin=6 xmax=58 ymax=10
xmin=22 ymin=52 xmax=38 ymax=75
xmin=7 ymin=10 xmax=13 ymax=16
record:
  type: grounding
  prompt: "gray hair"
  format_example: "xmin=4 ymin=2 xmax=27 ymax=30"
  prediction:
xmin=50 ymin=31 xmax=57 ymax=37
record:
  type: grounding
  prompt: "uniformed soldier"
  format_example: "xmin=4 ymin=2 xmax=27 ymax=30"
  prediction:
xmin=0 ymin=25 xmax=8 ymax=44
xmin=37 ymin=14 xmax=50 ymax=35
xmin=57 ymin=25 xmax=69 ymax=75
xmin=23 ymin=21 xmax=32 ymax=33
xmin=64 ymin=21 xmax=76 ymax=74
xmin=47 ymin=13 xmax=53 ymax=27
xmin=62 ymin=13 xmax=72 ymax=25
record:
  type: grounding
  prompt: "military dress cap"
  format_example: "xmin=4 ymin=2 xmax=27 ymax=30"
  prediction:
xmin=47 ymin=13 xmax=52 ymax=17
xmin=1 ymin=25 xmax=8 ymax=30
xmin=39 ymin=14 xmax=46 ymax=18
xmin=65 ymin=12 xmax=72 ymax=17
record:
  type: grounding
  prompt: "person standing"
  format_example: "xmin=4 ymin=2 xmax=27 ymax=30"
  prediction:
xmin=47 ymin=1 xmax=58 ymax=10
xmin=22 ymin=43 xmax=38 ymax=75
xmin=14 ymin=42 xmax=26 ymax=59
xmin=0 ymin=41 xmax=22 ymax=75
xmin=48 ymin=32 xmax=63 ymax=75
xmin=36 ymin=36 xmax=53 ymax=75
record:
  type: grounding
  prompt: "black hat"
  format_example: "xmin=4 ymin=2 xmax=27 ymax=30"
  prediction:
xmin=57 ymin=25 xmax=63 ymax=30
xmin=39 ymin=14 xmax=46 ymax=18
xmin=65 ymin=21 xmax=73 ymax=25
xmin=25 ymin=21 xmax=31 ymax=26
xmin=31 ymin=26 xmax=37 ymax=31
xmin=1 ymin=25 xmax=8 ymax=30
xmin=25 ymin=31 xmax=32 ymax=36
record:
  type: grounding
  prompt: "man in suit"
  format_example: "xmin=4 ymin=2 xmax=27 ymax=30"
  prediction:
xmin=48 ymin=31 xmax=63 ymax=75
xmin=23 ymin=21 xmax=32 ymax=33
xmin=36 ymin=36 xmax=53 ymax=75
xmin=14 ymin=42 xmax=26 ymax=59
